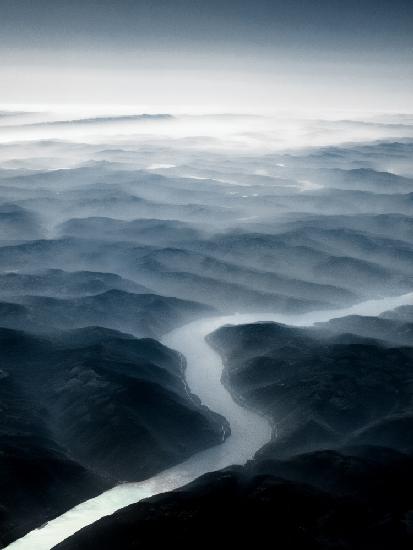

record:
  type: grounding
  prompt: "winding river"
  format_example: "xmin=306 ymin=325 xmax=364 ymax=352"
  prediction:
xmin=6 ymin=291 xmax=413 ymax=550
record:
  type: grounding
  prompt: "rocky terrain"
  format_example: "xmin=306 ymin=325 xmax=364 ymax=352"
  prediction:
xmin=0 ymin=326 xmax=228 ymax=546
xmin=208 ymin=314 xmax=413 ymax=457
xmin=55 ymin=446 xmax=413 ymax=550
xmin=56 ymin=305 xmax=413 ymax=550
xmin=0 ymin=112 xmax=412 ymax=548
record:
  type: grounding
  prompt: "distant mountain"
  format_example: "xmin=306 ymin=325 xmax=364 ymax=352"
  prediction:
xmin=0 ymin=289 xmax=213 ymax=338
xmin=0 ymin=203 xmax=43 ymax=241
xmin=0 ymin=269 xmax=150 ymax=297
xmin=130 ymin=247 xmax=357 ymax=308
xmin=275 ymin=226 xmax=413 ymax=276
xmin=314 ymin=167 xmax=413 ymax=194
xmin=192 ymin=232 xmax=411 ymax=297
xmin=380 ymin=304 xmax=413 ymax=322
xmin=271 ymin=213 xmax=413 ymax=244
xmin=2 ymin=114 xmax=174 ymax=130
xmin=313 ymin=256 xmax=409 ymax=295
xmin=131 ymin=256 xmax=328 ymax=314
xmin=59 ymin=217 xmax=203 ymax=245
xmin=277 ymin=188 xmax=413 ymax=216
xmin=315 ymin=314 xmax=413 ymax=346
xmin=0 ymin=237 xmax=140 ymax=272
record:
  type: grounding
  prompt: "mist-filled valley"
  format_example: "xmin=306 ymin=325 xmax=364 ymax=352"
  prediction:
xmin=1 ymin=110 xmax=413 ymax=549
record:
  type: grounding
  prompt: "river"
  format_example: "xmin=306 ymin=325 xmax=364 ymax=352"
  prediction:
xmin=6 ymin=291 xmax=413 ymax=550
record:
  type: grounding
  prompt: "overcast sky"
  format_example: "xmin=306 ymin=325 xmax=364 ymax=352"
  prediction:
xmin=0 ymin=0 xmax=412 ymax=112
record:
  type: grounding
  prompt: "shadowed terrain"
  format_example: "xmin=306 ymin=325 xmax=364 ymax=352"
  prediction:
xmin=0 ymin=327 xmax=228 ymax=546
xmin=56 ymin=305 xmax=413 ymax=550
xmin=0 ymin=113 xmax=412 ymax=549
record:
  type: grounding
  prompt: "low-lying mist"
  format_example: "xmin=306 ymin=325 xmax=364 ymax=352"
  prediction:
xmin=1 ymin=108 xmax=413 ymax=548
xmin=1 ymin=108 xmax=413 ymax=317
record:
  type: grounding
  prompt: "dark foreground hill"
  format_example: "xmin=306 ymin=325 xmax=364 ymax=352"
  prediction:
xmin=54 ymin=312 xmax=413 ymax=550
xmin=0 ymin=327 xmax=228 ymax=546
xmin=208 ymin=319 xmax=413 ymax=457
xmin=54 ymin=445 xmax=413 ymax=550
xmin=0 ymin=268 xmax=150 ymax=298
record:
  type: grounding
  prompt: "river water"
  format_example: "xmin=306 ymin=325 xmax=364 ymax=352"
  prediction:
xmin=6 ymin=291 xmax=413 ymax=550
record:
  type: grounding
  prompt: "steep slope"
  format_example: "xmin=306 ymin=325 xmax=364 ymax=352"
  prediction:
xmin=0 ymin=327 xmax=228 ymax=546
xmin=54 ymin=446 xmax=413 ymax=550
xmin=208 ymin=320 xmax=413 ymax=457
xmin=0 ymin=203 xmax=43 ymax=241
xmin=0 ymin=289 xmax=213 ymax=338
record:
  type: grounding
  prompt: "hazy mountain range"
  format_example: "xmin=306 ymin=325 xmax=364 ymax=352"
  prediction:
xmin=0 ymin=111 xmax=412 ymax=549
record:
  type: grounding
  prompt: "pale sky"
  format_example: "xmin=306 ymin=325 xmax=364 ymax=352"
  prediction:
xmin=0 ymin=1 xmax=412 ymax=112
